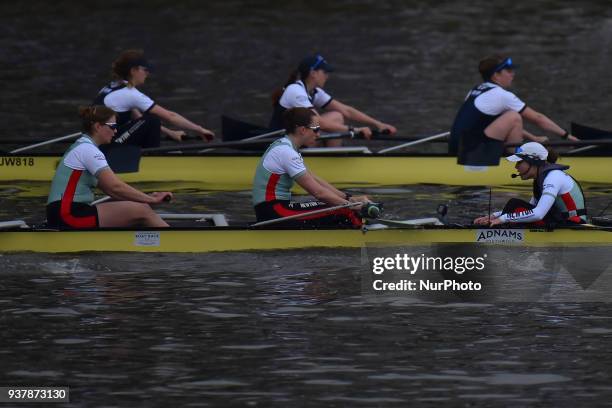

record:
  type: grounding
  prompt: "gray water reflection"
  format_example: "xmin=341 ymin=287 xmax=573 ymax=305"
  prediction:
xmin=2 ymin=251 xmax=612 ymax=406
xmin=2 ymin=183 xmax=611 ymax=226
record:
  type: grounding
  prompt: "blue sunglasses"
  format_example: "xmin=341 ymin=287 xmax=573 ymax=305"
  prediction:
xmin=310 ymin=55 xmax=325 ymax=71
xmin=493 ymin=57 xmax=516 ymax=73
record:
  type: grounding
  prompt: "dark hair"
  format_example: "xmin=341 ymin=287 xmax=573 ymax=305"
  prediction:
xmin=546 ymin=147 xmax=559 ymax=164
xmin=112 ymin=49 xmax=146 ymax=81
xmin=271 ymin=70 xmax=301 ymax=106
xmin=478 ymin=54 xmax=505 ymax=81
xmin=283 ymin=107 xmax=315 ymax=133
xmin=78 ymin=105 xmax=115 ymax=133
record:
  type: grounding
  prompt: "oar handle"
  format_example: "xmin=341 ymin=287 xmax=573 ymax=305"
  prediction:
xmin=251 ymin=202 xmax=362 ymax=227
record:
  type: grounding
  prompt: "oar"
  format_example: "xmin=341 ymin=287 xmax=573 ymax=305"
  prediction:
xmin=143 ymin=137 xmax=279 ymax=154
xmin=198 ymin=128 xmax=286 ymax=153
xmin=377 ymin=131 xmax=450 ymax=154
xmin=571 ymin=122 xmax=612 ymax=139
xmin=566 ymin=122 xmax=612 ymax=154
xmin=506 ymin=138 xmax=612 ymax=148
xmin=9 ymin=132 xmax=82 ymax=154
xmin=143 ymin=130 xmax=356 ymax=154
xmin=250 ymin=202 xmax=362 ymax=227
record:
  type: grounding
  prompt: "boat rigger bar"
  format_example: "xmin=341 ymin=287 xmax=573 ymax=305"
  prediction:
xmin=157 ymin=213 xmax=229 ymax=226
xmin=0 ymin=220 xmax=29 ymax=230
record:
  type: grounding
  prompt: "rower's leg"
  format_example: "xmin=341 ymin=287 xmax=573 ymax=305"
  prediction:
xmin=484 ymin=111 xmax=523 ymax=148
xmin=320 ymin=111 xmax=344 ymax=147
xmin=96 ymin=201 xmax=169 ymax=228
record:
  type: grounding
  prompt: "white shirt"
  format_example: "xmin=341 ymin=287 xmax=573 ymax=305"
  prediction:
xmin=101 ymin=83 xmax=155 ymax=113
xmin=498 ymin=170 xmax=575 ymax=223
xmin=279 ymin=80 xmax=332 ymax=110
xmin=64 ymin=138 xmax=109 ymax=177
xmin=470 ymin=82 xmax=526 ymax=116
xmin=262 ymin=137 xmax=307 ymax=179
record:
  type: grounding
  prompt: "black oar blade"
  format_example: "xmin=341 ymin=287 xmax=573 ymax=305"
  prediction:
xmin=101 ymin=144 xmax=141 ymax=173
xmin=222 ymin=115 xmax=270 ymax=150
xmin=571 ymin=122 xmax=612 ymax=154
xmin=571 ymin=122 xmax=612 ymax=140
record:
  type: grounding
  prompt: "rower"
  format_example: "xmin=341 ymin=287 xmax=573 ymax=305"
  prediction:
xmin=253 ymin=107 xmax=370 ymax=227
xmin=46 ymin=105 xmax=173 ymax=229
xmin=268 ymin=54 xmax=397 ymax=147
xmin=473 ymin=142 xmax=587 ymax=227
xmin=450 ymin=55 xmax=579 ymax=165
xmin=94 ymin=49 xmax=214 ymax=147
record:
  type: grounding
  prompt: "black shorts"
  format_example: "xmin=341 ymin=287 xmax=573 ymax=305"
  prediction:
xmin=46 ymin=201 xmax=99 ymax=230
xmin=254 ymin=200 xmax=362 ymax=228
xmin=457 ymin=132 xmax=505 ymax=166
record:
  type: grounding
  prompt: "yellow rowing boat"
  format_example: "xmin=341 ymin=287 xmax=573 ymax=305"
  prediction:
xmin=1 ymin=153 xmax=610 ymax=190
xmin=1 ymin=223 xmax=610 ymax=253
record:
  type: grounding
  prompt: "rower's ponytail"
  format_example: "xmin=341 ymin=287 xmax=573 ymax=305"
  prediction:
xmin=546 ymin=147 xmax=559 ymax=164
xmin=271 ymin=70 xmax=300 ymax=106
xmin=78 ymin=105 xmax=115 ymax=132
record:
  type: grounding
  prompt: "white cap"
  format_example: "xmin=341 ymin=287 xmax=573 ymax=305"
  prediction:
xmin=506 ymin=142 xmax=548 ymax=162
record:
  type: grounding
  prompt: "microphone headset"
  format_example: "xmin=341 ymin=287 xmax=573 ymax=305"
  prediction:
xmin=509 ymin=153 xmax=544 ymax=178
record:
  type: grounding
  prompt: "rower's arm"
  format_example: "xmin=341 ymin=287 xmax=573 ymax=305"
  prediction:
xmin=295 ymin=172 xmax=349 ymax=206
xmin=324 ymin=100 xmax=397 ymax=134
xmin=97 ymin=168 xmax=160 ymax=204
xmin=498 ymin=194 xmax=555 ymax=223
xmin=311 ymin=174 xmax=346 ymax=198
xmin=149 ymin=105 xmax=215 ymax=141
xmin=521 ymin=107 xmax=576 ymax=140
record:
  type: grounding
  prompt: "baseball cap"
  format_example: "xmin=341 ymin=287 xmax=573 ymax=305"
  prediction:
xmin=298 ymin=54 xmax=334 ymax=73
xmin=506 ymin=142 xmax=548 ymax=162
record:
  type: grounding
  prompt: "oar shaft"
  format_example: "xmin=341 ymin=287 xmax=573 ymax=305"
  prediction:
xmin=251 ymin=202 xmax=361 ymax=227
xmin=10 ymin=132 xmax=82 ymax=154
xmin=506 ymin=138 xmax=612 ymax=147
xmin=377 ymin=131 xmax=450 ymax=153
xmin=198 ymin=128 xmax=287 ymax=153
xmin=565 ymin=145 xmax=599 ymax=155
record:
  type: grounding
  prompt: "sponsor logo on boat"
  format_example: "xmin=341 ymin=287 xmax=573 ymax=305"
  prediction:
xmin=134 ymin=231 xmax=160 ymax=246
xmin=0 ymin=157 xmax=35 ymax=167
xmin=476 ymin=229 xmax=524 ymax=243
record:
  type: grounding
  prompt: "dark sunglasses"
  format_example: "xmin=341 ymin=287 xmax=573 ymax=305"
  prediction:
xmin=104 ymin=122 xmax=118 ymax=130
xmin=306 ymin=125 xmax=321 ymax=133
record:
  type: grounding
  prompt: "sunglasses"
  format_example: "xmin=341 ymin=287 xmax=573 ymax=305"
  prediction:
xmin=104 ymin=122 xmax=118 ymax=130
xmin=306 ymin=125 xmax=321 ymax=133
xmin=493 ymin=57 xmax=515 ymax=73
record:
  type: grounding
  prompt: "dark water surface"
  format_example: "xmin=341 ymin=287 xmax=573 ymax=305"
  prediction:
xmin=2 ymin=186 xmax=612 ymax=406
xmin=3 ymin=1 xmax=612 ymax=406
xmin=2 ymin=0 xmax=612 ymax=144
xmin=2 ymin=250 xmax=612 ymax=407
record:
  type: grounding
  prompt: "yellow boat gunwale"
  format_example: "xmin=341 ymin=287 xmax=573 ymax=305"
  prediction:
xmin=1 ymin=154 xmax=610 ymax=190
xmin=1 ymin=225 xmax=611 ymax=253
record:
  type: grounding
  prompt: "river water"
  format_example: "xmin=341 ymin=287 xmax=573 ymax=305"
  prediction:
xmin=3 ymin=1 xmax=612 ymax=406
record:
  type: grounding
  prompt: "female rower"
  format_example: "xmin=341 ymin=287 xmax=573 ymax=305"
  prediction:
xmin=473 ymin=142 xmax=587 ymax=227
xmin=253 ymin=107 xmax=370 ymax=227
xmin=46 ymin=106 xmax=173 ymax=229
xmin=269 ymin=54 xmax=397 ymax=146
xmin=93 ymin=49 xmax=214 ymax=147
xmin=450 ymin=54 xmax=579 ymax=163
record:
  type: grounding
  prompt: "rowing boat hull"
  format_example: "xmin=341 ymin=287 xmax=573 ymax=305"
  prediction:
xmin=1 ymin=154 xmax=611 ymax=189
xmin=1 ymin=226 xmax=610 ymax=253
